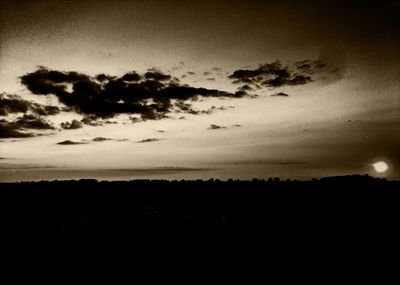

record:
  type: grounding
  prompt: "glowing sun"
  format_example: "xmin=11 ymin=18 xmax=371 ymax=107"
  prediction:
xmin=372 ymin=161 xmax=389 ymax=174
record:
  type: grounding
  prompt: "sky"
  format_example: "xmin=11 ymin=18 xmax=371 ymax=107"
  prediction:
xmin=0 ymin=0 xmax=399 ymax=181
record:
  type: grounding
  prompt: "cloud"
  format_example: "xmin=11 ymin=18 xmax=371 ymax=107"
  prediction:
xmin=207 ymin=123 xmax=243 ymax=130
xmin=208 ymin=124 xmax=226 ymax=130
xmin=270 ymin=92 xmax=290 ymax=97
xmin=229 ymin=60 xmax=311 ymax=87
xmin=238 ymin=85 xmax=253 ymax=92
xmin=0 ymin=93 xmax=29 ymax=115
xmin=12 ymin=114 xmax=55 ymax=130
xmin=229 ymin=59 xmax=341 ymax=88
xmin=144 ymin=69 xmax=172 ymax=81
xmin=31 ymin=105 xmax=60 ymax=116
xmin=0 ymin=114 xmax=54 ymax=138
xmin=60 ymin=119 xmax=83 ymax=130
xmin=57 ymin=140 xmax=87 ymax=145
xmin=20 ymin=67 xmax=243 ymax=124
xmin=121 ymin=71 xmax=141 ymax=82
xmin=174 ymin=102 xmax=234 ymax=115
xmin=95 ymin=74 xmax=116 ymax=82
xmin=80 ymin=115 xmax=105 ymax=126
xmin=136 ymin=138 xmax=164 ymax=143
xmin=92 ymin=137 xmax=112 ymax=142
xmin=0 ymin=120 xmax=35 ymax=138
xmin=0 ymin=93 xmax=60 ymax=117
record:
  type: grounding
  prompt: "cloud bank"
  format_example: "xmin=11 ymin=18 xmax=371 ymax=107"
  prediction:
xmin=20 ymin=67 xmax=243 ymax=124
xmin=229 ymin=60 xmax=341 ymax=90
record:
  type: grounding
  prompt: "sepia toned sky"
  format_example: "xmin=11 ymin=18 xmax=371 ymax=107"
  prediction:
xmin=0 ymin=0 xmax=399 ymax=181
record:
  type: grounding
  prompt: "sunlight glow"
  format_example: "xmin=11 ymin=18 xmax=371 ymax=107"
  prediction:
xmin=372 ymin=161 xmax=389 ymax=174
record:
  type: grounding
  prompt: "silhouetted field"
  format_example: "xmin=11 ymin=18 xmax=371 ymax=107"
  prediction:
xmin=0 ymin=175 xmax=399 ymax=243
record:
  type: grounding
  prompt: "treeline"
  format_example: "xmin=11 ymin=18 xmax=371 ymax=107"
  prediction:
xmin=0 ymin=174 xmax=399 ymax=242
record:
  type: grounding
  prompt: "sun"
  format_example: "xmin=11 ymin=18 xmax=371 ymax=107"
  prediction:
xmin=372 ymin=161 xmax=389 ymax=174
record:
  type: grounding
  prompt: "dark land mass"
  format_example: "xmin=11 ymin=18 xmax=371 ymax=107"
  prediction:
xmin=1 ymin=175 xmax=400 ymax=279
xmin=1 ymin=175 xmax=399 ymax=239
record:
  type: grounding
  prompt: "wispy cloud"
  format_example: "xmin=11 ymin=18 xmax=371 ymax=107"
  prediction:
xmin=136 ymin=138 xmax=165 ymax=143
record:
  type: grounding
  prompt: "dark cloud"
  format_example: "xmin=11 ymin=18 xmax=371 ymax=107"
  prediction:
xmin=229 ymin=60 xmax=311 ymax=87
xmin=238 ymin=85 xmax=253 ymax=92
xmin=212 ymin=67 xmax=222 ymax=71
xmin=57 ymin=140 xmax=87 ymax=145
xmin=271 ymin=92 xmax=290 ymax=97
xmin=81 ymin=115 xmax=104 ymax=126
xmin=95 ymin=74 xmax=116 ymax=82
xmin=187 ymin=72 xmax=196 ymax=75
xmin=0 ymin=121 xmax=35 ymax=138
xmin=218 ymin=105 xmax=234 ymax=110
xmin=129 ymin=116 xmax=142 ymax=124
xmin=234 ymin=90 xmax=249 ymax=98
xmin=294 ymin=59 xmax=343 ymax=83
xmin=0 ymin=114 xmax=54 ymax=139
xmin=31 ymin=105 xmax=60 ymax=116
xmin=20 ymin=67 xmax=242 ymax=124
xmin=0 ymin=115 xmax=55 ymax=137
xmin=208 ymin=124 xmax=226 ymax=130
xmin=12 ymin=114 xmax=54 ymax=130
xmin=174 ymin=102 xmax=233 ymax=115
xmin=60 ymin=119 xmax=83 ymax=130
xmin=144 ymin=69 xmax=171 ymax=81
xmin=0 ymin=93 xmax=60 ymax=117
xmin=207 ymin=123 xmax=242 ymax=130
xmin=229 ymin=60 xmax=340 ymax=88
xmin=92 ymin=137 xmax=112 ymax=142
xmin=0 ymin=93 xmax=29 ymax=115
xmin=136 ymin=138 xmax=164 ymax=143
xmin=121 ymin=71 xmax=141 ymax=82
xmin=206 ymin=78 xmax=216 ymax=81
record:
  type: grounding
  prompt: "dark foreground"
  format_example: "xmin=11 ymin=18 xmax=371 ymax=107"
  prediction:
xmin=1 ymin=175 xmax=399 ymax=240
xmin=2 ymin=175 xmax=400 ymax=279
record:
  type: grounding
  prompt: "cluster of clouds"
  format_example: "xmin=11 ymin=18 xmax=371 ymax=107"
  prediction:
xmin=56 ymin=137 xmax=162 ymax=145
xmin=0 ymin=59 xmax=339 ymax=139
xmin=0 ymin=114 xmax=55 ymax=138
xmin=208 ymin=124 xmax=242 ymax=130
xmin=0 ymin=93 xmax=61 ymax=117
xmin=57 ymin=137 xmax=121 ymax=145
xmin=20 ymin=66 xmax=242 ymax=122
xmin=229 ymin=60 xmax=341 ymax=92
xmin=0 ymin=93 xmax=60 ymax=138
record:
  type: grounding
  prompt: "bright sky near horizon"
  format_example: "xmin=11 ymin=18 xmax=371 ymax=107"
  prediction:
xmin=0 ymin=0 xmax=399 ymax=181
